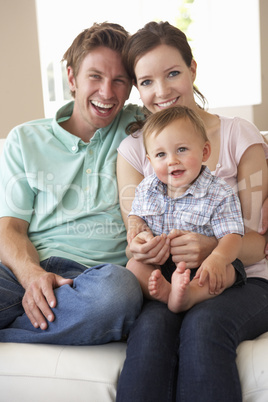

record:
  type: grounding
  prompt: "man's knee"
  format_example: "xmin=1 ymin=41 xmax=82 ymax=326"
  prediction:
xmin=74 ymin=264 xmax=143 ymax=314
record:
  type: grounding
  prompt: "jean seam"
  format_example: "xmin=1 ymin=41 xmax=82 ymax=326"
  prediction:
xmin=167 ymin=330 xmax=180 ymax=401
xmin=0 ymin=300 xmax=22 ymax=312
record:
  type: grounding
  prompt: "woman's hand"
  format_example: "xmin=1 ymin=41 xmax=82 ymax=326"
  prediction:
xmin=168 ymin=229 xmax=218 ymax=269
xmin=129 ymin=231 xmax=170 ymax=265
xmin=127 ymin=215 xmax=151 ymax=244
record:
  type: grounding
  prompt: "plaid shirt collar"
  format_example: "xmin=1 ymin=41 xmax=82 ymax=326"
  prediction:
xmin=150 ymin=166 xmax=213 ymax=200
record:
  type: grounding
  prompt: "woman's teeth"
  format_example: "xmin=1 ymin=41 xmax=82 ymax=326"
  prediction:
xmin=158 ymin=98 xmax=178 ymax=108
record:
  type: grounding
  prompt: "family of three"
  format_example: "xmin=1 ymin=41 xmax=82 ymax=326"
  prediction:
xmin=0 ymin=20 xmax=267 ymax=402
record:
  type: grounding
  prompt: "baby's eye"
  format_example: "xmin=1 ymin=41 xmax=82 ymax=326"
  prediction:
xmin=169 ymin=71 xmax=180 ymax=78
xmin=156 ymin=152 xmax=165 ymax=158
xmin=140 ymin=79 xmax=151 ymax=87
xmin=177 ymin=147 xmax=187 ymax=153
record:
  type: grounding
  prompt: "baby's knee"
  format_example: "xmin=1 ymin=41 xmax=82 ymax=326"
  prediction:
xmin=126 ymin=257 xmax=137 ymax=274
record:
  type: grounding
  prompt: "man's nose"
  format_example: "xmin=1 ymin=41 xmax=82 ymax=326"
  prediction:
xmin=99 ymin=80 xmax=114 ymax=99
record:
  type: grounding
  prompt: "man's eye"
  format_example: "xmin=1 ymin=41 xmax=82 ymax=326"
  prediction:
xmin=115 ymin=79 xmax=127 ymax=85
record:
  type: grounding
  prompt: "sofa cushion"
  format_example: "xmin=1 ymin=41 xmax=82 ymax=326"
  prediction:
xmin=236 ymin=331 xmax=268 ymax=402
xmin=0 ymin=342 xmax=127 ymax=402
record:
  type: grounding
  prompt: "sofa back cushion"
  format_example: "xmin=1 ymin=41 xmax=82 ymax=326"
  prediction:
xmin=0 ymin=139 xmax=5 ymax=156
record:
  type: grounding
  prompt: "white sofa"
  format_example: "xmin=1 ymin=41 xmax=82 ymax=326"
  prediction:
xmin=1 ymin=137 xmax=268 ymax=402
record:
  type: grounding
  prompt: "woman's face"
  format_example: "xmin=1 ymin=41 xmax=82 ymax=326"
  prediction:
xmin=134 ymin=44 xmax=197 ymax=114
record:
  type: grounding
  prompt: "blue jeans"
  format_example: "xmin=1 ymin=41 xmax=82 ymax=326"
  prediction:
xmin=0 ymin=257 xmax=143 ymax=345
xmin=116 ymin=278 xmax=268 ymax=402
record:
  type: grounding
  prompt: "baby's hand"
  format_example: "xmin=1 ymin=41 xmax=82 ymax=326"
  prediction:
xmin=195 ymin=254 xmax=227 ymax=294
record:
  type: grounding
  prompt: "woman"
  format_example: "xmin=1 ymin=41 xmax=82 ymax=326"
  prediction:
xmin=116 ymin=21 xmax=268 ymax=402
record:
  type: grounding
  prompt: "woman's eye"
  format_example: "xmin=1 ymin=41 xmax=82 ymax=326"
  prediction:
xmin=140 ymin=79 xmax=151 ymax=87
xmin=169 ymin=71 xmax=180 ymax=78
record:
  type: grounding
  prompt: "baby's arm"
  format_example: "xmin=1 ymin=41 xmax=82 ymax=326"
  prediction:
xmin=195 ymin=233 xmax=242 ymax=294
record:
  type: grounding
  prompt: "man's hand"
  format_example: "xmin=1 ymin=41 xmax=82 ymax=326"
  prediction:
xmin=22 ymin=272 xmax=73 ymax=330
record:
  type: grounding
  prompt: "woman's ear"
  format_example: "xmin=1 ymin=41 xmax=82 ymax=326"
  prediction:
xmin=202 ymin=141 xmax=211 ymax=162
xmin=190 ymin=59 xmax=197 ymax=83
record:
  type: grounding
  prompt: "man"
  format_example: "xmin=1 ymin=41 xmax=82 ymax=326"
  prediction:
xmin=0 ymin=22 xmax=143 ymax=344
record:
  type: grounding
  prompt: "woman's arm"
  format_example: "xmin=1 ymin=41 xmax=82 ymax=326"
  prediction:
xmin=117 ymin=153 xmax=170 ymax=261
xmin=237 ymin=143 xmax=268 ymax=265
xmin=117 ymin=153 xmax=144 ymax=230
xmin=259 ymin=160 xmax=268 ymax=259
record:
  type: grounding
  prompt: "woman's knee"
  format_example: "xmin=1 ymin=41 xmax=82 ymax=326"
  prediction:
xmin=180 ymin=299 xmax=233 ymax=348
xmin=129 ymin=301 xmax=182 ymax=348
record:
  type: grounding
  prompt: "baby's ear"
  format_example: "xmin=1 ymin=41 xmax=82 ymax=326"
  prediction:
xmin=146 ymin=153 xmax=151 ymax=162
xmin=202 ymin=141 xmax=211 ymax=162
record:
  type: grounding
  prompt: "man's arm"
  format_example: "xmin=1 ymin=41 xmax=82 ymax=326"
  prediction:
xmin=0 ymin=216 xmax=73 ymax=330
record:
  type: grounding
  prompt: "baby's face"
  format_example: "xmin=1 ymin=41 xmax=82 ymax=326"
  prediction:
xmin=146 ymin=118 xmax=210 ymax=198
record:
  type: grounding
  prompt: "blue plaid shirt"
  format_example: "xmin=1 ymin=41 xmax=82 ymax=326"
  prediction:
xmin=130 ymin=166 xmax=244 ymax=239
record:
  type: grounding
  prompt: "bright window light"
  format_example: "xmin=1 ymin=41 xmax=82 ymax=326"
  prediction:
xmin=35 ymin=0 xmax=261 ymax=117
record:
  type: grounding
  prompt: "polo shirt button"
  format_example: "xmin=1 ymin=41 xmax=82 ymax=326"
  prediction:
xmin=72 ymin=146 xmax=76 ymax=151
xmin=86 ymin=168 xmax=92 ymax=174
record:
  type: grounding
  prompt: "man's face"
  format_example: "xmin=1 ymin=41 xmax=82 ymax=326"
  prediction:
xmin=68 ymin=46 xmax=132 ymax=138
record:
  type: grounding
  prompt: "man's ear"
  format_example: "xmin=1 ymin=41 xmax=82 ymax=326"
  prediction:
xmin=67 ymin=66 xmax=76 ymax=92
xmin=202 ymin=141 xmax=211 ymax=162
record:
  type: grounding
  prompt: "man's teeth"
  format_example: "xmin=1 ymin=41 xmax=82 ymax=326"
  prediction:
xmin=158 ymin=99 xmax=177 ymax=108
xmin=91 ymin=101 xmax=113 ymax=109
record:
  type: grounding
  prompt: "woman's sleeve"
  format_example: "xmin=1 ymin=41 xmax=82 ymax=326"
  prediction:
xmin=117 ymin=131 xmax=150 ymax=176
xmin=231 ymin=117 xmax=268 ymax=164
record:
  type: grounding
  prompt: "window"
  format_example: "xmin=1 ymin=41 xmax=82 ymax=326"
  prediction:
xmin=35 ymin=0 xmax=261 ymax=117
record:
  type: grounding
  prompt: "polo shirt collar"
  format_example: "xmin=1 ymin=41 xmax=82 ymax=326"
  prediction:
xmin=51 ymin=101 xmax=117 ymax=154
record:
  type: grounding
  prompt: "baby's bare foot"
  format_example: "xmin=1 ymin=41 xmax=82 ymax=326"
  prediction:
xmin=148 ymin=269 xmax=171 ymax=304
xmin=168 ymin=262 xmax=192 ymax=313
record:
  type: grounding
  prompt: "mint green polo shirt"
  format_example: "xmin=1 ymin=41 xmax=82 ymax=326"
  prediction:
xmin=0 ymin=101 xmax=143 ymax=267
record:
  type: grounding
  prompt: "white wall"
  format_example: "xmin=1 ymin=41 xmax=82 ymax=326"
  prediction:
xmin=0 ymin=0 xmax=44 ymax=139
xmin=0 ymin=0 xmax=267 ymax=139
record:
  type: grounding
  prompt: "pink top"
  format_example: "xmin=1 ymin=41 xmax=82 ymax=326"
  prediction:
xmin=118 ymin=115 xmax=268 ymax=279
